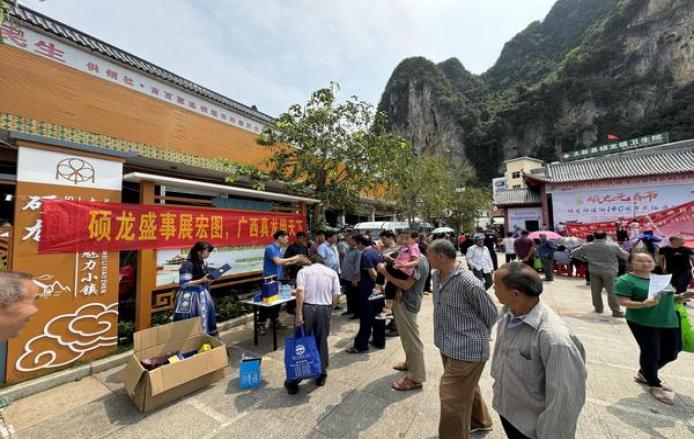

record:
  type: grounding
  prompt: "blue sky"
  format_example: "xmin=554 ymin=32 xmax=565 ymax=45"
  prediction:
xmin=23 ymin=0 xmax=557 ymax=116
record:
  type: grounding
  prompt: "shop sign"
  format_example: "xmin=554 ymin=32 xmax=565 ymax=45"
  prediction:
xmin=561 ymin=133 xmax=669 ymax=161
xmin=39 ymin=200 xmax=306 ymax=254
xmin=1 ymin=23 xmax=266 ymax=135
xmin=565 ymin=200 xmax=693 ymax=240
xmin=8 ymin=146 xmax=121 ymax=383
xmin=17 ymin=147 xmax=122 ymax=191
xmin=552 ymin=181 xmax=693 ymax=227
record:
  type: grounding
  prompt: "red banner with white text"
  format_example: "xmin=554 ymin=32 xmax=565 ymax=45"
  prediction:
xmin=39 ymin=200 xmax=306 ymax=254
xmin=565 ymin=200 xmax=694 ymax=242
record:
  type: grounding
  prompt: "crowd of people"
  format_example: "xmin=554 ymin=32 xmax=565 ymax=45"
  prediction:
xmin=1 ymin=222 xmax=691 ymax=439
xmin=251 ymin=224 xmax=691 ymax=438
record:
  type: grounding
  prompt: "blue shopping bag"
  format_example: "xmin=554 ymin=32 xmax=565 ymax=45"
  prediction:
xmin=239 ymin=354 xmax=262 ymax=389
xmin=284 ymin=325 xmax=322 ymax=381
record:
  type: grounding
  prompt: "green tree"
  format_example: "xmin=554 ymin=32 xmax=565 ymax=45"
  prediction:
xmin=407 ymin=155 xmax=455 ymax=224
xmin=0 ymin=1 xmax=18 ymax=44
xmin=447 ymin=186 xmax=493 ymax=232
xmin=388 ymin=152 xmax=489 ymax=228
xmin=255 ymin=83 xmax=409 ymax=226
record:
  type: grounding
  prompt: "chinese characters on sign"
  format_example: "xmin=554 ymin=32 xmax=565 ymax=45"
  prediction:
xmin=40 ymin=200 xmax=306 ymax=253
xmin=561 ymin=133 xmax=669 ymax=161
xmin=565 ymin=201 xmax=694 ymax=239
xmin=1 ymin=23 xmax=265 ymax=135
xmin=551 ymin=182 xmax=693 ymax=227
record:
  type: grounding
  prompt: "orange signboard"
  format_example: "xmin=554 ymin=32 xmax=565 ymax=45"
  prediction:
xmin=6 ymin=145 xmax=122 ymax=383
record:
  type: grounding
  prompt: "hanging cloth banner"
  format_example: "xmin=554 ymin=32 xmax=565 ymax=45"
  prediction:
xmin=39 ymin=200 xmax=306 ymax=254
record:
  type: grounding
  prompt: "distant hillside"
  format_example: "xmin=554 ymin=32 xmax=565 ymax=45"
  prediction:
xmin=378 ymin=0 xmax=694 ymax=180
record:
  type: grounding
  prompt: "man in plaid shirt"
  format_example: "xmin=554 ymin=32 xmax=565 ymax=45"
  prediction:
xmin=428 ymin=239 xmax=498 ymax=439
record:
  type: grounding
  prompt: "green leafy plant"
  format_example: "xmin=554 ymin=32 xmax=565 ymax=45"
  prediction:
xmin=215 ymin=294 xmax=251 ymax=322
xmin=118 ymin=320 xmax=135 ymax=343
xmin=151 ymin=313 xmax=171 ymax=327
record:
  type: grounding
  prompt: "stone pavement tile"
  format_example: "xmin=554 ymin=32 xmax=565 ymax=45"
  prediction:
xmin=93 ymin=364 xmax=128 ymax=398
xmin=101 ymin=396 xmax=221 ymax=439
xmin=16 ymin=393 xmax=143 ymax=439
xmin=583 ymin=398 xmax=694 ymax=439
xmin=312 ymin=385 xmax=422 ymax=439
xmin=252 ymin=378 xmax=356 ymax=429
xmin=327 ymin=351 xmax=382 ymax=388
xmin=191 ymin=371 xmax=283 ymax=422
xmin=574 ymin=399 xmax=614 ymax=438
xmin=4 ymin=376 xmax=114 ymax=432
xmin=210 ymin=412 xmax=315 ymax=439
xmin=586 ymin=362 xmax=694 ymax=420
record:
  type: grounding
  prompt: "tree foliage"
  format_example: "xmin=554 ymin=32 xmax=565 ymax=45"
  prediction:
xmin=256 ymin=83 xmax=409 ymax=224
xmin=388 ymin=151 xmax=491 ymax=230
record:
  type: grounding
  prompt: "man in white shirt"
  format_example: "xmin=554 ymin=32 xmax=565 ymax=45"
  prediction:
xmin=285 ymin=254 xmax=341 ymax=394
xmin=502 ymin=232 xmax=516 ymax=264
xmin=466 ymin=234 xmax=494 ymax=290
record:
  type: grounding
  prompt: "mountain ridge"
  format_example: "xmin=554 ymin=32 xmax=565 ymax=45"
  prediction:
xmin=378 ymin=0 xmax=694 ymax=180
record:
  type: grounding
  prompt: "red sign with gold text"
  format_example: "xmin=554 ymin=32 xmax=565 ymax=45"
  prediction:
xmin=39 ymin=200 xmax=306 ymax=254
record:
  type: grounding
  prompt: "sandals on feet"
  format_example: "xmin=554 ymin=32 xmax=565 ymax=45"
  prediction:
xmin=634 ymin=372 xmax=672 ymax=392
xmin=649 ymin=387 xmax=674 ymax=405
xmin=393 ymin=362 xmax=408 ymax=371
xmin=392 ymin=377 xmax=422 ymax=391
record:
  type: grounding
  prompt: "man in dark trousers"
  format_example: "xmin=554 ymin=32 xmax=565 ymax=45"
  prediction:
xmin=283 ymin=231 xmax=311 ymax=314
xmin=514 ymin=230 xmax=535 ymax=267
xmin=347 ymin=234 xmax=385 ymax=353
xmin=658 ymin=235 xmax=693 ymax=294
xmin=484 ymin=230 xmax=499 ymax=271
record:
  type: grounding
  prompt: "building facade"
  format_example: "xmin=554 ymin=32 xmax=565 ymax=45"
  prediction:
xmin=0 ymin=5 xmax=324 ymax=383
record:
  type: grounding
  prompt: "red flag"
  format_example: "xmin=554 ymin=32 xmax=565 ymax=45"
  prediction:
xmin=607 ymin=134 xmax=620 ymax=142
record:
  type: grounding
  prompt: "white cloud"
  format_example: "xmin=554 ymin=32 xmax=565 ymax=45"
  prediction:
xmin=21 ymin=0 xmax=556 ymax=115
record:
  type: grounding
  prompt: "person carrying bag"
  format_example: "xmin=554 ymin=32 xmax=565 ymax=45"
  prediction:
xmin=284 ymin=325 xmax=322 ymax=383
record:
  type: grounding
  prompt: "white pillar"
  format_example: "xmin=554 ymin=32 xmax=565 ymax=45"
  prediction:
xmin=339 ymin=213 xmax=346 ymax=226
xmin=370 ymin=207 xmax=376 ymax=222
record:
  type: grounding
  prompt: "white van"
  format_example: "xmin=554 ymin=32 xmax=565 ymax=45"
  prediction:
xmin=353 ymin=221 xmax=411 ymax=238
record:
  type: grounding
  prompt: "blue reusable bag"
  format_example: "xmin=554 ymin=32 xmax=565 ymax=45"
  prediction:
xmin=284 ymin=326 xmax=322 ymax=381
xmin=239 ymin=354 xmax=262 ymax=389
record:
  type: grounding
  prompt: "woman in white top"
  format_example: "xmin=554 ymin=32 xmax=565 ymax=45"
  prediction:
xmin=502 ymin=232 xmax=516 ymax=264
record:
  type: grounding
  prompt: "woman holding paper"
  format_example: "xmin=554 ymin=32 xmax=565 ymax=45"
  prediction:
xmin=173 ymin=241 xmax=219 ymax=336
xmin=615 ymin=252 xmax=693 ymax=405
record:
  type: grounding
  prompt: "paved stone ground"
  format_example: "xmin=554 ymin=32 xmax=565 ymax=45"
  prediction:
xmin=3 ymin=264 xmax=694 ymax=438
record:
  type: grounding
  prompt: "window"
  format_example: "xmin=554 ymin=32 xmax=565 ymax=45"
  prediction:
xmin=513 ymin=185 xmax=521 ymax=189
xmin=511 ymin=171 xmax=521 ymax=179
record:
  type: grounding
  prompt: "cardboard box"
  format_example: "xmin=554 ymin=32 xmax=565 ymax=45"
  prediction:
xmin=121 ymin=318 xmax=228 ymax=412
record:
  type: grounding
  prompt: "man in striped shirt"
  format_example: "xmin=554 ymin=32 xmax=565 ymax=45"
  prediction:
xmin=428 ymin=239 xmax=498 ymax=439
xmin=491 ymin=261 xmax=587 ymax=439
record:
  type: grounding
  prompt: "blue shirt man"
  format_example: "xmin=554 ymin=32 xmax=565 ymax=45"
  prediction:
xmin=318 ymin=231 xmax=341 ymax=275
xmin=258 ymin=230 xmax=311 ymax=330
xmin=264 ymin=242 xmax=284 ymax=279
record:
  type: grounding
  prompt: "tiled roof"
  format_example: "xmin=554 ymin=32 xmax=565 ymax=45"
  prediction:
xmin=10 ymin=3 xmax=274 ymax=125
xmin=494 ymin=188 xmax=541 ymax=206
xmin=526 ymin=140 xmax=694 ymax=183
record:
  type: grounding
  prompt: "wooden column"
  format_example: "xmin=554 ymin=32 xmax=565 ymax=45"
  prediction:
xmin=503 ymin=208 xmax=509 ymax=234
xmin=135 ymin=180 xmax=157 ymax=330
xmin=540 ymin=185 xmax=550 ymax=229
